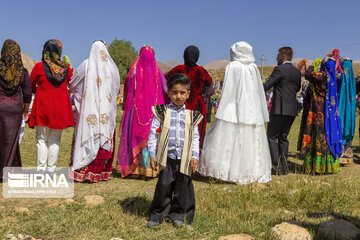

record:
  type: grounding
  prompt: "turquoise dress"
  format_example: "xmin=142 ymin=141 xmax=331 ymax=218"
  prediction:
xmin=339 ymin=59 xmax=356 ymax=144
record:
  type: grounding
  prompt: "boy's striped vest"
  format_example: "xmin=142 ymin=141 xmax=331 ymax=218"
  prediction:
xmin=152 ymin=105 xmax=203 ymax=176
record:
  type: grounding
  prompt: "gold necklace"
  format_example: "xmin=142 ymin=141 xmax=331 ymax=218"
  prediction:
xmin=133 ymin=59 xmax=159 ymax=126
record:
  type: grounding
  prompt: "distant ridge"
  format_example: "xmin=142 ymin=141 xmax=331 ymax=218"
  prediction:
xmin=166 ymin=60 xmax=180 ymax=68
xmin=21 ymin=53 xmax=37 ymax=73
xmin=203 ymin=59 xmax=230 ymax=70
xmin=158 ymin=58 xmax=360 ymax=76
xmin=291 ymin=58 xmax=314 ymax=68
xmin=157 ymin=60 xmax=180 ymax=73
xmin=157 ymin=61 xmax=171 ymax=73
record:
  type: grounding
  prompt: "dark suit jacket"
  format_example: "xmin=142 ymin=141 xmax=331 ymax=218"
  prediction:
xmin=264 ymin=62 xmax=301 ymax=116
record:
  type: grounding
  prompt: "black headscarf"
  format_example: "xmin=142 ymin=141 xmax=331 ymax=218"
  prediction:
xmin=0 ymin=39 xmax=24 ymax=96
xmin=183 ymin=46 xmax=199 ymax=67
xmin=42 ymin=39 xmax=68 ymax=88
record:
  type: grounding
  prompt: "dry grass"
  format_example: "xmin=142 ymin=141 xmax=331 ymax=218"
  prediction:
xmin=1 ymin=111 xmax=360 ymax=239
xmin=208 ymin=70 xmax=225 ymax=83
xmin=353 ymin=62 xmax=360 ymax=77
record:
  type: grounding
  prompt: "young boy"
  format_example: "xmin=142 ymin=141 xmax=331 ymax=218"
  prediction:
xmin=147 ymin=73 xmax=203 ymax=228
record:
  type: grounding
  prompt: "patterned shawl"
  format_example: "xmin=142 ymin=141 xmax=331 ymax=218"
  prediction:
xmin=339 ymin=58 xmax=356 ymax=144
xmin=296 ymin=59 xmax=307 ymax=71
xmin=42 ymin=39 xmax=68 ymax=88
xmin=324 ymin=60 xmax=343 ymax=158
xmin=117 ymin=46 xmax=168 ymax=177
xmin=0 ymin=39 xmax=23 ymax=96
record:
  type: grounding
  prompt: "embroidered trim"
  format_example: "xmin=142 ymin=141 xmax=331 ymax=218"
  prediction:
xmin=71 ymin=171 xmax=112 ymax=183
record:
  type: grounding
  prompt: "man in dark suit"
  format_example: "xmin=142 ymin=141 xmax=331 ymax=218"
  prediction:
xmin=264 ymin=47 xmax=301 ymax=175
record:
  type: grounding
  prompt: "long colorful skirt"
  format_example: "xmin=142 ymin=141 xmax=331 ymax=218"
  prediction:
xmin=71 ymin=132 xmax=115 ymax=183
xmin=72 ymin=147 xmax=114 ymax=183
xmin=298 ymin=94 xmax=340 ymax=174
xmin=124 ymin=147 xmax=158 ymax=178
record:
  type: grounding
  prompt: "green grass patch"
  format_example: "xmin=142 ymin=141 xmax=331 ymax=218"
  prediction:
xmin=1 ymin=111 xmax=360 ymax=239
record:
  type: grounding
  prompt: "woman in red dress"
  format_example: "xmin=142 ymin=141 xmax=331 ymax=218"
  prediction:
xmin=166 ymin=46 xmax=213 ymax=150
xmin=28 ymin=39 xmax=74 ymax=172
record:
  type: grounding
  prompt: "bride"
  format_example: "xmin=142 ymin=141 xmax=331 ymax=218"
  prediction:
xmin=198 ymin=41 xmax=271 ymax=184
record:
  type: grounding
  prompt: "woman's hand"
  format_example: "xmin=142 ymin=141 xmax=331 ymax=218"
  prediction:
xmin=23 ymin=103 xmax=30 ymax=122
xmin=23 ymin=113 xmax=29 ymax=122
xmin=326 ymin=50 xmax=334 ymax=57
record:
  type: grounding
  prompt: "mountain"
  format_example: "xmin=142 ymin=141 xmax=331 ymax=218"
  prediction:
xmin=166 ymin=60 xmax=180 ymax=68
xmin=203 ymin=59 xmax=230 ymax=70
xmin=157 ymin=60 xmax=180 ymax=73
xmin=21 ymin=53 xmax=37 ymax=73
xmin=159 ymin=58 xmax=360 ymax=76
xmin=292 ymin=58 xmax=313 ymax=68
xmin=157 ymin=61 xmax=172 ymax=73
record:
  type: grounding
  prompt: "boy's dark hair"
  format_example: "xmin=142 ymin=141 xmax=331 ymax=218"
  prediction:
xmin=166 ymin=73 xmax=191 ymax=91
xmin=278 ymin=47 xmax=293 ymax=61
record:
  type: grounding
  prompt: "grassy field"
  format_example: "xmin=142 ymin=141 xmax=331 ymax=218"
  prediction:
xmin=1 ymin=111 xmax=360 ymax=240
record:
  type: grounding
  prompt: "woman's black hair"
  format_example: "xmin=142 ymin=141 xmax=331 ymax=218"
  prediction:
xmin=166 ymin=73 xmax=191 ymax=91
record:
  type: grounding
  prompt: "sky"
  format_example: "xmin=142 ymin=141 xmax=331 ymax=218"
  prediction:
xmin=1 ymin=0 xmax=360 ymax=68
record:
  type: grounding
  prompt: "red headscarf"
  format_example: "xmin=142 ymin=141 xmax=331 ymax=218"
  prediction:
xmin=332 ymin=49 xmax=343 ymax=72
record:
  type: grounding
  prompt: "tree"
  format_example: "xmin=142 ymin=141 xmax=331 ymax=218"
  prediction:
xmin=108 ymin=38 xmax=138 ymax=84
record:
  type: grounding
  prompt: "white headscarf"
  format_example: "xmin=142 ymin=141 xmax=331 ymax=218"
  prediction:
xmin=70 ymin=41 xmax=120 ymax=170
xmin=215 ymin=41 xmax=269 ymax=125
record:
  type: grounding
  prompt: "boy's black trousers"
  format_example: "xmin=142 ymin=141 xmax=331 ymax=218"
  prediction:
xmin=149 ymin=158 xmax=195 ymax=223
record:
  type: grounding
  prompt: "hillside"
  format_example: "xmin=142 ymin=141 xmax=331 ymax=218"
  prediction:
xmin=354 ymin=61 xmax=360 ymax=77
xmin=207 ymin=66 xmax=275 ymax=82
xmin=21 ymin=53 xmax=37 ymax=73
xmin=166 ymin=60 xmax=180 ymax=69
xmin=207 ymin=69 xmax=225 ymax=82
xmin=157 ymin=61 xmax=172 ymax=73
xmin=157 ymin=60 xmax=180 ymax=73
xmin=204 ymin=59 xmax=230 ymax=70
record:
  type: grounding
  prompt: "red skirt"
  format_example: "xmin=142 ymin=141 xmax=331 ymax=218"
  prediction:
xmin=71 ymin=132 xmax=115 ymax=183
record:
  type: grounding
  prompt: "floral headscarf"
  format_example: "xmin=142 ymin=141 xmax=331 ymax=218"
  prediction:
xmin=42 ymin=39 xmax=68 ymax=87
xmin=0 ymin=39 xmax=23 ymax=95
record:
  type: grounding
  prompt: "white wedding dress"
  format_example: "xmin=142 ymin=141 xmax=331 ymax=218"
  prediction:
xmin=198 ymin=42 xmax=271 ymax=184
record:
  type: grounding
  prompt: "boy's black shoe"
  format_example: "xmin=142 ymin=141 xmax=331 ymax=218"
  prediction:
xmin=147 ymin=220 xmax=160 ymax=228
xmin=173 ymin=220 xmax=184 ymax=227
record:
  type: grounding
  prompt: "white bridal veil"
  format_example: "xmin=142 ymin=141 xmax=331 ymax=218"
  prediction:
xmin=70 ymin=41 xmax=120 ymax=170
xmin=215 ymin=41 xmax=269 ymax=125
